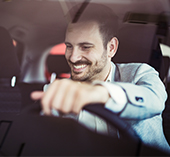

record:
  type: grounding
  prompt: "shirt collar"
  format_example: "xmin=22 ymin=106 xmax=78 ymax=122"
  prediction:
xmin=105 ymin=62 xmax=119 ymax=83
xmin=105 ymin=63 xmax=113 ymax=83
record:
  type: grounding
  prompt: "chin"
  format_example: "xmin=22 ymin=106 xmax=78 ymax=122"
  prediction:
xmin=71 ymin=75 xmax=89 ymax=82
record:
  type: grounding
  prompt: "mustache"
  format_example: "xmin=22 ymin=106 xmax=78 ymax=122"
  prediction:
xmin=68 ymin=60 xmax=92 ymax=65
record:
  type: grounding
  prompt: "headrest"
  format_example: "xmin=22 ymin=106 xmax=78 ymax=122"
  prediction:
xmin=46 ymin=54 xmax=70 ymax=74
xmin=0 ymin=26 xmax=20 ymax=78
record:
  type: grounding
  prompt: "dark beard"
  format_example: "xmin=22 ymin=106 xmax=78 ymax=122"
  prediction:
xmin=69 ymin=50 xmax=107 ymax=82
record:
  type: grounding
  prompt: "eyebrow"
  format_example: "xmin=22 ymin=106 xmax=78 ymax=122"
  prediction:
xmin=79 ymin=42 xmax=94 ymax=46
xmin=65 ymin=42 xmax=94 ymax=46
xmin=65 ymin=42 xmax=71 ymax=45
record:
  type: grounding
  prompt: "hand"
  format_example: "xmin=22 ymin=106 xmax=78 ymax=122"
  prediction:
xmin=31 ymin=79 xmax=110 ymax=115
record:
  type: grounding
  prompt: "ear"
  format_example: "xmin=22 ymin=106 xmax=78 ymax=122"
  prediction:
xmin=107 ymin=37 xmax=119 ymax=58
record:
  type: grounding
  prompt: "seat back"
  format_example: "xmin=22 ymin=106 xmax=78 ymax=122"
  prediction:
xmin=0 ymin=26 xmax=22 ymax=113
xmin=113 ymin=23 xmax=157 ymax=64
xmin=113 ymin=23 xmax=169 ymax=83
xmin=46 ymin=54 xmax=71 ymax=80
xmin=0 ymin=26 xmax=20 ymax=78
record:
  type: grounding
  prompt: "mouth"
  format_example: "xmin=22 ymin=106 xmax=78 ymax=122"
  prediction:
xmin=73 ymin=64 xmax=88 ymax=73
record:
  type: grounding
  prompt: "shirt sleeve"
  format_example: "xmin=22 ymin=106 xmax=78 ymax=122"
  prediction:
xmin=93 ymin=64 xmax=167 ymax=120
xmin=93 ymin=81 xmax=127 ymax=113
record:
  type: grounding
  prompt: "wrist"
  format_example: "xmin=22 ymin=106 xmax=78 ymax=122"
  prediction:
xmin=94 ymin=85 xmax=110 ymax=104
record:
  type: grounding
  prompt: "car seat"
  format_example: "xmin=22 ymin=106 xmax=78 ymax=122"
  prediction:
xmin=0 ymin=26 xmax=22 ymax=113
xmin=45 ymin=43 xmax=70 ymax=81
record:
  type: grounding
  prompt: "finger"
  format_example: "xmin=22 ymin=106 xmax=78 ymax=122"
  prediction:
xmin=41 ymin=80 xmax=60 ymax=115
xmin=73 ymin=88 xmax=86 ymax=114
xmin=71 ymin=83 xmax=90 ymax=113
xmin=60 ymin=82 xmax=78 ymax=113
xmin=31 ymin=91 xmax=44 ymax=100
xmin=51 ymin=79 xmax=73 ymax=113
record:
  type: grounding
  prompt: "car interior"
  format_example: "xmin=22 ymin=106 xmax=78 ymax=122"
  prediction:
xmin=0 ymin=0 xmax=170 ymax=156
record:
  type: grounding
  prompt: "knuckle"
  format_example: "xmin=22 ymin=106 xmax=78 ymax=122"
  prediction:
xmin=51 ymin=100 xmax=59 ymax=110
xmin=77 ymin=89 xmax=86 ymax=98
xmin=41 ymin=97 xmax=48 ymax=106
xmin=61 ymin=108 xmax=70 ymax=114
xmin=73 ymin=105 xmax=81 ymax=114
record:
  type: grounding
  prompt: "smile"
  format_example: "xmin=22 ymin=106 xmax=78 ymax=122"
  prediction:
xmin=72 ymin=64 xmax=88 ymax=73
xmin=73 ymin=64 xmax=87 ymax=69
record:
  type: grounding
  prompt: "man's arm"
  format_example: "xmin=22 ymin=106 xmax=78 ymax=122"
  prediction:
xmin=31 ymin=79 xmax=110 ymax=115
xmin=101 ymin=63 xmax=167 ymax=119
xmin=31 ymin=63 xmax=167 ymax=120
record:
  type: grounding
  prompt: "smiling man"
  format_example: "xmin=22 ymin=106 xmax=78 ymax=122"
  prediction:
xmin=31 ymin=3 xmax=170 ymax=152
xmin=65 ymin=21 xmax=114 ymax=82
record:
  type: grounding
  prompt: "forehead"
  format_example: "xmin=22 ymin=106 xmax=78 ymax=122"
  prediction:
xmin=65 ymin=21 xmax=102 ymax=44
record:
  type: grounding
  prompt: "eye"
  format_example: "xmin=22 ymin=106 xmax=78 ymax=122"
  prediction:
xmin=81 ymin=46 xmax=91 ymax=51
xmin=66 ymin=44 xmax=73 ymax=49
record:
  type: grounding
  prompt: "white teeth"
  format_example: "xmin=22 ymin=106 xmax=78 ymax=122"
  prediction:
xmin=74 ymin=64 xmax=86 ymax=69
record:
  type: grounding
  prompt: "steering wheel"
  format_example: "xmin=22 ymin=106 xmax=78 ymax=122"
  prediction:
xmin=83 ymin=103 xmax=140 ymax=143
xmin=3 ymin=102 xmax=169 ymax=156
xmin=22 ymin=102 xmax=140 ymax=143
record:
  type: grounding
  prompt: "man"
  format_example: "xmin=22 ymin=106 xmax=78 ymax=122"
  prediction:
xmin=31 ymin=3 xmax=170 ymax=152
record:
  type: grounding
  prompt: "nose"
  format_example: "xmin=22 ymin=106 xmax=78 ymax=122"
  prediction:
xmin=69 ymin=47 xmax=82 ymax=63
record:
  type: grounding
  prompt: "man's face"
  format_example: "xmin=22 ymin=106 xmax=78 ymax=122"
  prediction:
xmin=65 ymin=21 xmax=111 ymax=82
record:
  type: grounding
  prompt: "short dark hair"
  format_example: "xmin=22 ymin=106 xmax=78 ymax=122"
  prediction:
xmin=67 ymin=3 xmax=119 ymax=49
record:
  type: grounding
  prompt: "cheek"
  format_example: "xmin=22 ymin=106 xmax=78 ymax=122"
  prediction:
xmin=88 ymin=50 xmax=103 ymax=60
xmin=86 ymin=53 xmax=99 ymax=64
